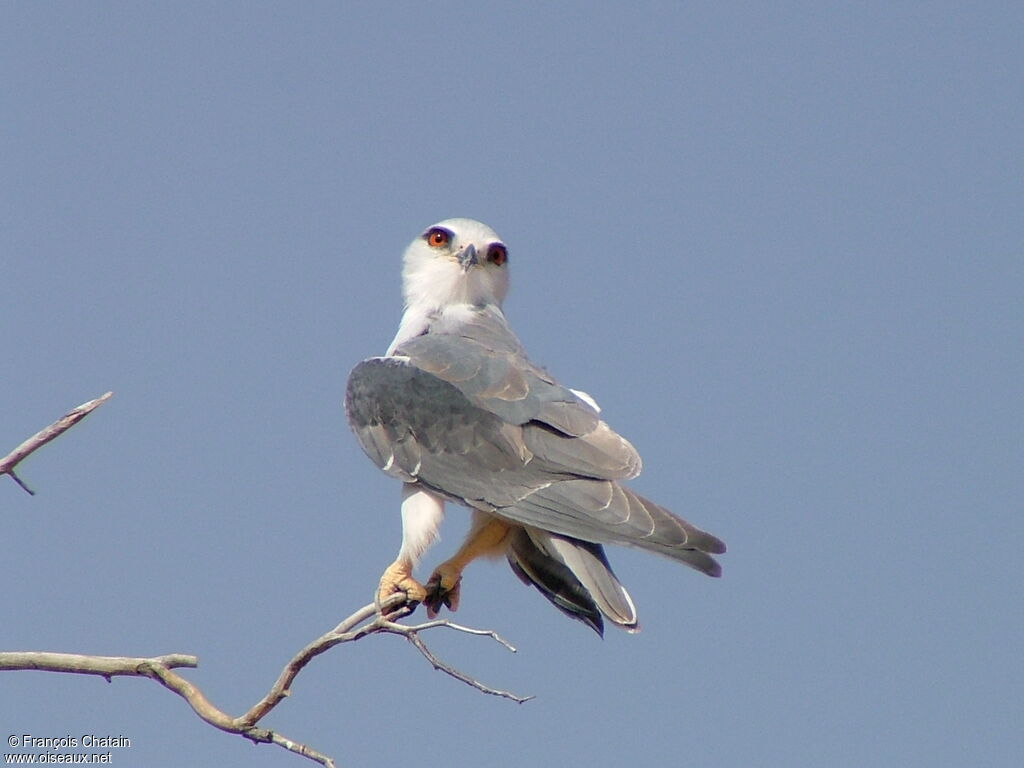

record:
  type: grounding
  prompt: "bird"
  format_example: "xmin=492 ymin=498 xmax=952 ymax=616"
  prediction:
xmin=344 ymin=218 xmax=725 ymax=635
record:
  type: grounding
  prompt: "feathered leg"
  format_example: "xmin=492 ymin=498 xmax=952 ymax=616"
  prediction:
xmin=377 ymin=484 xmax=445 ymax=608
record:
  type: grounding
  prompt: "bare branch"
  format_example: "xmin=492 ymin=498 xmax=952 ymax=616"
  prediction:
xmin=236 ymin=594 xmax=409 ymax=727
xmin=1 ymin=596 xmax=530 ymax=767
xmin=1 ymin=391 xmax=113 ymax=495
xmin=384 ymin=617 xmax=519 ymax=653
xmin=381 ymin=623 xmax=533 ymax=703
xmin=0 ymin=652 xmax=197 ymax=676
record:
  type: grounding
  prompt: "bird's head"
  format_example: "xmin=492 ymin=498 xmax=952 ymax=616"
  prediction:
xmin=401 ymin=218 xmax=509 ymax=310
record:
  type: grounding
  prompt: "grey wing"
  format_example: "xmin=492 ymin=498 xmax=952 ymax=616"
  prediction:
xmin=396 ymin=332 xmax=642 ymax=479
xmin=503 ymin=479 xmax=726 ymax=576
xmin=345 ymin=356 xmax=537 ymax=499
xmin=345 ymin=345 xmax=725 ymax=574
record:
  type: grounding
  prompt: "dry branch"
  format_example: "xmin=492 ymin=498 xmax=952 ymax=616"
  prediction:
xmin=0 ymin=391 xmax=113 ymax=494
xmin=2 ymin=393 xmax=530 ymax=766
xmin=0 ymin=652 xmax=197 ymax=677
xmin=1 ymin=595 xmax=530 ymax=768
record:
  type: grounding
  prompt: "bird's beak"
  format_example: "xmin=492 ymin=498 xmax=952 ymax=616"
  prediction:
xmin=456 ymin=243 xmax=479 ymax=271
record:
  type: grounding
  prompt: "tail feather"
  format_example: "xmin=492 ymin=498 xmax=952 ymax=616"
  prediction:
xmin=506 ymin=527 xmax=638 ymax=635
xmin=544 ymin=534 xmax=637 ymax=631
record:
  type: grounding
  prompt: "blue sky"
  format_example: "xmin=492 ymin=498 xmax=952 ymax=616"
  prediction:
xmin=2 ymin=2 xmax=1021 ymax=767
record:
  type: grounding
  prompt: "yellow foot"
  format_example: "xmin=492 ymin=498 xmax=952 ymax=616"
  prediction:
xmin=377 ymin=560 xmax=426 ymax=613
xmin=424 ymin=563 xmax=462 ymax=619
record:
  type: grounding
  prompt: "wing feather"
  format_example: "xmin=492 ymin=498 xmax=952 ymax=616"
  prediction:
xmin=499 ymin=480 xmax=726 ymax=576
xmin=345 ymin=342 xmax=724 ymax=575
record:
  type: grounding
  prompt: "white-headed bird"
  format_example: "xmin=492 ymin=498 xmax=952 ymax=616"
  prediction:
xmin=345 ymin=218 xmax=725 ymax=634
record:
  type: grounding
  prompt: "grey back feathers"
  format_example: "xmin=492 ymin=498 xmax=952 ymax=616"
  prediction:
xmin=345 ymin=301 xmax=725 ymax=632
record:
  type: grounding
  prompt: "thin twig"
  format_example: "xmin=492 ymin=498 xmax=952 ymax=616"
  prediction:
xmin=399 ymin=631 xmax=532 ymax=702
xmin=377 ymin=619 xmax=532 ymax=703
xmin=382 ymin=617 xmax=519 ymax=653
xmin=0 ymin=597 xmax=530 ymax=767
xmin=1 ymin=391 xmax=113 ymax=495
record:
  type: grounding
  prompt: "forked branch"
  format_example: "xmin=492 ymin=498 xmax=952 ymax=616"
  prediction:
xmin=2 ymin=393 xmax=531 ymax=767
xmin=1 ymin=596 xmax=530 ymax=768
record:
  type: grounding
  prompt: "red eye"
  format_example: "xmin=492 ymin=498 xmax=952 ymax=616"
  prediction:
xmin=425 ymin=228 xmax=450 ymax=248
xmin=487 ymin=244 xmax=508 ymax=266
